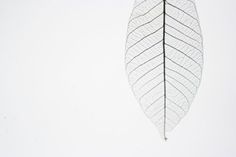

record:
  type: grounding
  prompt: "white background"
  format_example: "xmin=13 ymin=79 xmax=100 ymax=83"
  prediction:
xmin=0 ymin=0 xmax=236 ymax=156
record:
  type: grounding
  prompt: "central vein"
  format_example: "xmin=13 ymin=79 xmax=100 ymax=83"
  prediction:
xmin=162 ymin=0 xmax=167 ymax=141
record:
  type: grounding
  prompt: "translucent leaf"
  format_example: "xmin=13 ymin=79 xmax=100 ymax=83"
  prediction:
xmin=125 ymin=0 xmax=203 ymax=140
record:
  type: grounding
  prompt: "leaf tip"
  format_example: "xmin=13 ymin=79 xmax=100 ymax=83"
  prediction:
xmin=164 ymin=137 xmax=168 ymax=141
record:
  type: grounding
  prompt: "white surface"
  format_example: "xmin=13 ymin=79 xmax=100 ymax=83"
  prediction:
xmin=0 ymin=0 xmax=236 ymax=156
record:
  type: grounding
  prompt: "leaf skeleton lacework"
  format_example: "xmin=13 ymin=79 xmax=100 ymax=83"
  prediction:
xmin=125 ymin=0 xmax=203 ymax=140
